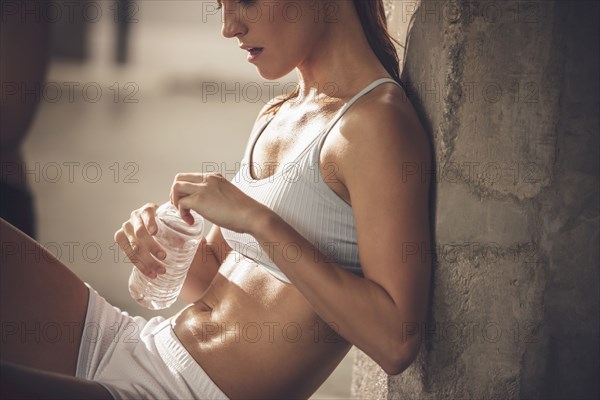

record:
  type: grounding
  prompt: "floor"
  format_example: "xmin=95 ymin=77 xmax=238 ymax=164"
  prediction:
xmin=19 ymin=3 xmax=356 ymax=398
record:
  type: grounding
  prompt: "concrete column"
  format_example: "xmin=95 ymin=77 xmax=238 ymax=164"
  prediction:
xmin=351 ymin=1 xmax=599 ymax=398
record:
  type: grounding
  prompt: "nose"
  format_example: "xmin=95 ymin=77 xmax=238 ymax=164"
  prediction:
xmin=221 ymin=4 xmax=246 ymax=39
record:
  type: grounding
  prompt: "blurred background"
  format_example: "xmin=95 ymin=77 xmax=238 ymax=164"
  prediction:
xmin=1 ymin=0 xmax=353 ymax=398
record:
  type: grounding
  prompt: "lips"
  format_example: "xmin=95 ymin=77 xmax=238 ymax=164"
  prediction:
xmin=239 ymin=44 xmax=264 ymax=61
xmin=240 ymin=44 xmax=263 ymax=52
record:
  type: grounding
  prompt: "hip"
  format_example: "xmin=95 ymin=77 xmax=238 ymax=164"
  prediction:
xmin=76 ymin=282 xmax=230 ymax=400
xmin=171 ymin=263 xmax=352 ymax=399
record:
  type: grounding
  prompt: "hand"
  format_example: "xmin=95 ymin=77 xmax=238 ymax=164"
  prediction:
xmin=170 ymin=172 xmax=272 ymax=234
xmin=114 ymin=203 xmax=169 ymax=279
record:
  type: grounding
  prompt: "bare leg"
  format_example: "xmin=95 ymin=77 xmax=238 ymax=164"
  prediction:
xmin=0 ymin=360 xmax=113 ymax=399
xmin=0 ymin=218 xmax=89 ymax=375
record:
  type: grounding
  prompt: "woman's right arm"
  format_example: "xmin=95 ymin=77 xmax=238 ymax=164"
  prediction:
xmin=114 ymin=203 xmax=232 ymax=305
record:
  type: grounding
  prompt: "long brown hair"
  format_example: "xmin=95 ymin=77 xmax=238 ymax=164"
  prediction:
xmin=262 ymin=0 xmax=406 ymax=117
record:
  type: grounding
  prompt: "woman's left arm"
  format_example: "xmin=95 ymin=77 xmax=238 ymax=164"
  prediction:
xmin=250 ymin=104 xmax=433 ymax=375
xmin=171 ymin=103 xmax=433 ymax=376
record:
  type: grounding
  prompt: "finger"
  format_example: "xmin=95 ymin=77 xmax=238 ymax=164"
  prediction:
xmin=172 ymin=172 xmax=206 ymax=206
xmin=121 ymin=223 xmax=165 ymax=277
xmin=135 ymin=210 xmax=166 ymax=260
xmin=171 ymin=181 xmax=201 ymax=201
xmin=177 ymin=199 xmax=195 ymax=226
xmin=142 ymin=204 xmax=159 ymax=235
xmin=171 ymin=181 xmax=201 ymax=210
xmin=123 ymin=236 xmax=160 ymax=279
xmin=173 ymin=172 xmax=208 ymax=184
xmin=114 ymin=229 xmax=153 ymax=277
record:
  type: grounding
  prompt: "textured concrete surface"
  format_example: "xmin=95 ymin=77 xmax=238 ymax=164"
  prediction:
xmin=352 ymin=1 xmax=599 ymax=399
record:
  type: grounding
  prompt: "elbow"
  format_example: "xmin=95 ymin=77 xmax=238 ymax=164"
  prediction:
xmin=383 ymin=337 xmax=422 ymax=376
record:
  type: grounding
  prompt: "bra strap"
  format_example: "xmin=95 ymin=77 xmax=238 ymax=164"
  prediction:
xmin=314 ymin=78 xmax=401 ymax=154
xmin=322 ymin=78 xmax=401 ymax=135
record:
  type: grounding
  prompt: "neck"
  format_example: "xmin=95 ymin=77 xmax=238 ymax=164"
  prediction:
xmin=294 ymin=1 xmax=391 ymax=105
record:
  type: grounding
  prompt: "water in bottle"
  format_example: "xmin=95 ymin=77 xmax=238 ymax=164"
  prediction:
xmin=128 ymin=201 xmax=204 ymax=310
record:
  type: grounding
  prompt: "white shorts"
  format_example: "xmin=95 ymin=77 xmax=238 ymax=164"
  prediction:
xmin=75 ymin=282 xmax=230 ymax=400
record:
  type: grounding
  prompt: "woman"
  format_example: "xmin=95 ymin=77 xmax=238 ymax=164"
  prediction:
xmin=0 ymin=0 xmax=432 ymax=398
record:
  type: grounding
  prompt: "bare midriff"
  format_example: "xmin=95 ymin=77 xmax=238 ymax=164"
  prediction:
xmin=171 ymin=251 xmax=353 ymax=399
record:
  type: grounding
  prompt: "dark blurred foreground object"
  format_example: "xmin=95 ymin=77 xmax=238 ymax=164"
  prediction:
xmin=48 ymin=0 xmax=90 ymax=60
xmin=0 ymin=182 xmax=36 ymax=239
xmin=0 ymin=0 xmax=52 ymax=239
xmin=50 ymin=0 xmax=133 ymax=63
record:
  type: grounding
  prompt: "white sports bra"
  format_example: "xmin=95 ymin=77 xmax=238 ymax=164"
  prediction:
xmin=220 ymin=78 xmax=402 ymax=284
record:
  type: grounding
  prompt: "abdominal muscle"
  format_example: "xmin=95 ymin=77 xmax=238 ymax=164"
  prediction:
xmin=171 ymin=251 xmax=353 ymax=399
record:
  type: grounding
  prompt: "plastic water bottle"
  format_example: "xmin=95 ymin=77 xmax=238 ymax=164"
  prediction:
xmin=128 ymin=201 xmax=204 ymax=310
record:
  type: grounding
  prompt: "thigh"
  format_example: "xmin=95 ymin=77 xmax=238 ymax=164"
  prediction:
xmin=0 ymin=218 xmax=89 ymax=375
xmin=0 ymin=360 xmax=113 ymax=400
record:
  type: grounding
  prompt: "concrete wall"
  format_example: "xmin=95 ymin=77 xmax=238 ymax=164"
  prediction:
xmin=351 ymin=1 xmax=599 ymax=398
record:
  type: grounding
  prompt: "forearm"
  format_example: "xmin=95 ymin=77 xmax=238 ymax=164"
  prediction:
xmin=179 ymin=241 xmax=222 ymax=304
xmin=250 ymin=213 xmax=416 ymax=374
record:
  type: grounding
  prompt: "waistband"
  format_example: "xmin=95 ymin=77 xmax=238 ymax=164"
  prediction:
xmin=153 ymin=318 xmax=230 ymax=400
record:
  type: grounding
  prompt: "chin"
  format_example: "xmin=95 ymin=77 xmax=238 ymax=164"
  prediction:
xmin=255 ymin=64 xmax=295 ymax=81
xmin=255 ymin=69 xmax=286 ymax=81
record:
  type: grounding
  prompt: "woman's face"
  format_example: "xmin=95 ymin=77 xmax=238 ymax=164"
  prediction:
xmin=219 ymin=0 xmax=327 ymax=80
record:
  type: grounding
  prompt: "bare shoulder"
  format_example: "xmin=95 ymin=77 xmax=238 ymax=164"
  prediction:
xmin=335 ymin=85 xmax=431 ymax=184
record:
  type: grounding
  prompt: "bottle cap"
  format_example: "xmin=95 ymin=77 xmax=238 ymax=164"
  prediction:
xmin=156 ymin=202 xmax=204 ymax=237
